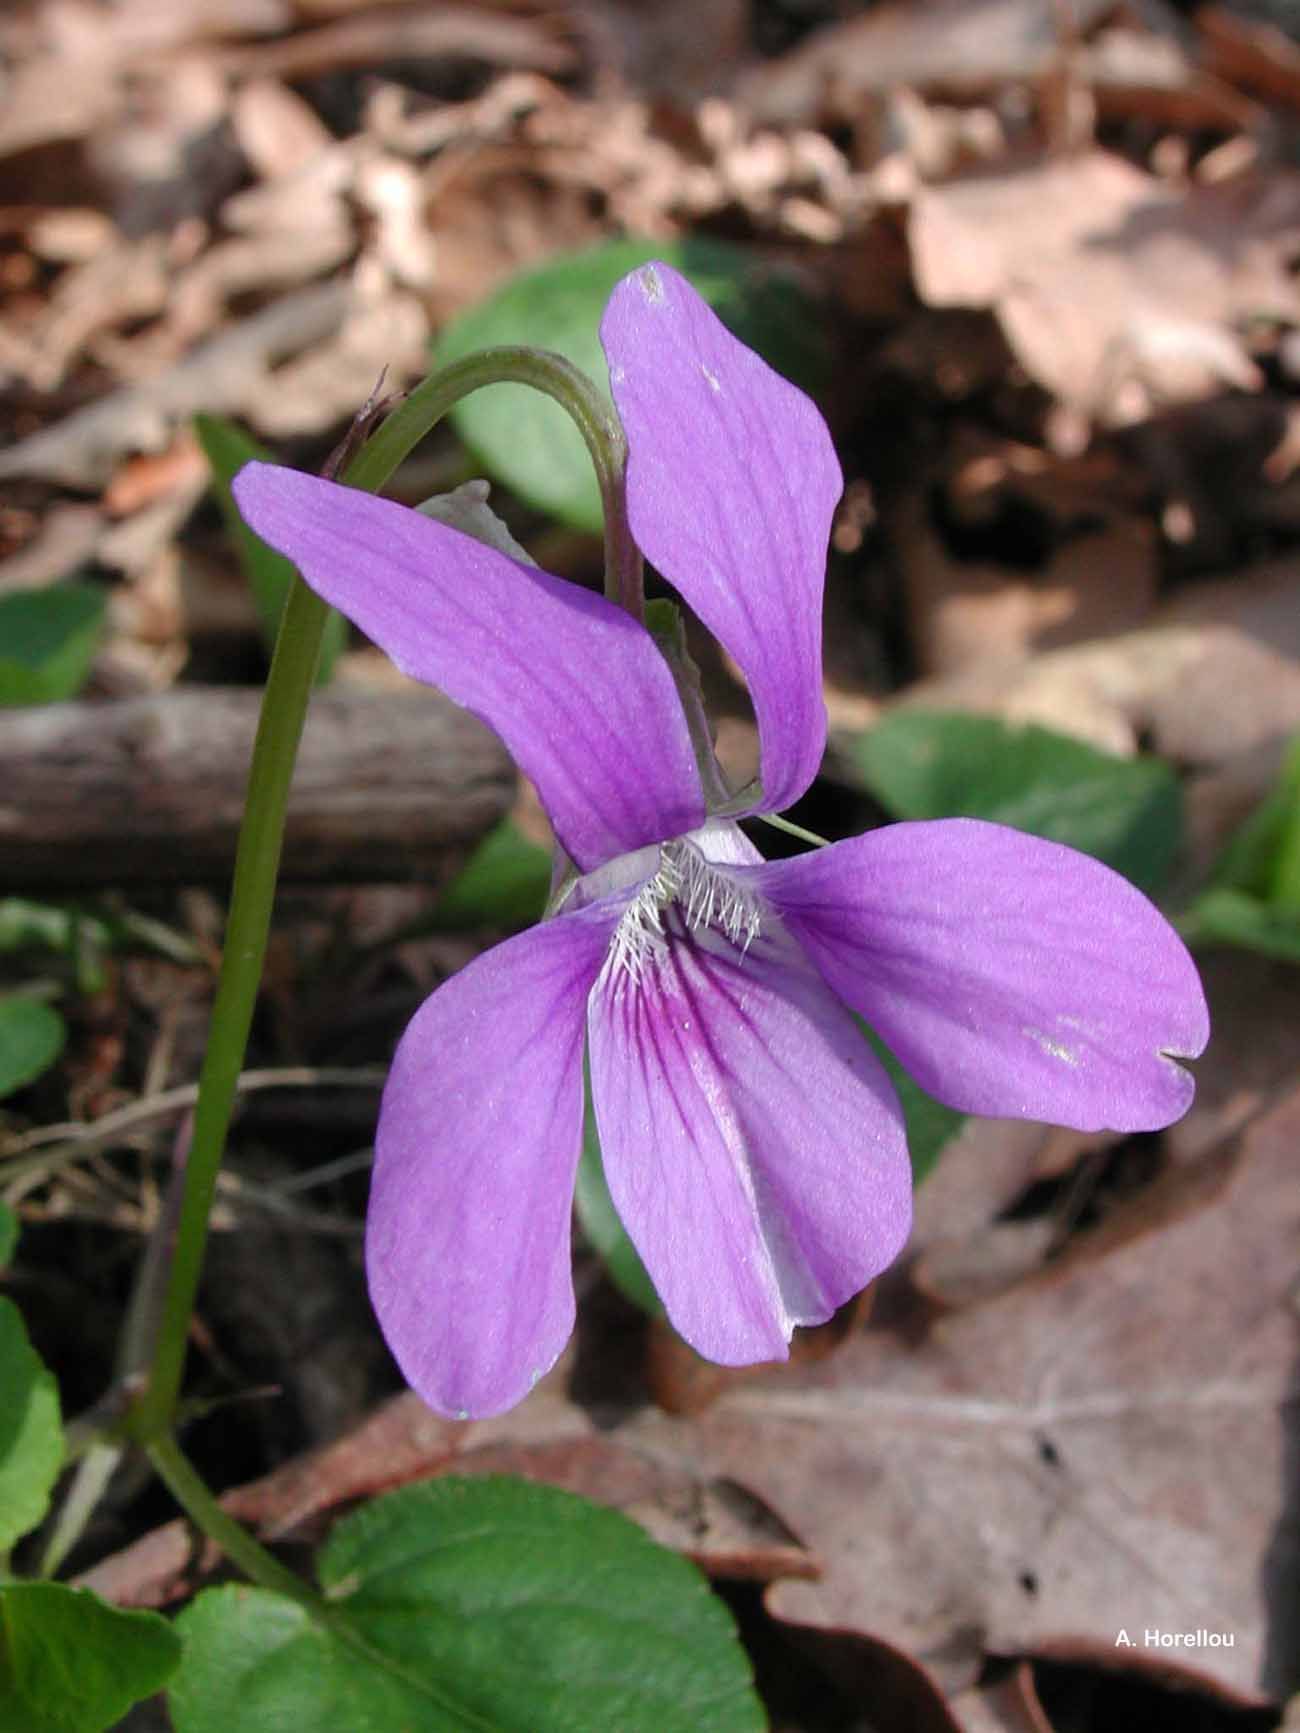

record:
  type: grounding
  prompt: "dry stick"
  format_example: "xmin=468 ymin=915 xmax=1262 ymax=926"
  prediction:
xmin=0 ymin=685 xmax=513 ymax=889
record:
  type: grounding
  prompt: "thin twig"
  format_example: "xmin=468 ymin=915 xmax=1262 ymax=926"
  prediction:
xmin=1 ymin=1066 xmax=386 ymax=1175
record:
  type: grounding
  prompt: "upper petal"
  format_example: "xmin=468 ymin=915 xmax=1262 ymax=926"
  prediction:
xmin=754 ymin=819 xmax=1210 ymax=1133
xmin=366 ymin=908 xmax=613 ymax=1418
xmin=587 ymin=917 xmax=911 ymax=1365
xmin=232 ymin=462 xmax=705 ymax=869
xmin=600 ymin=262 xmax=842 ymax=815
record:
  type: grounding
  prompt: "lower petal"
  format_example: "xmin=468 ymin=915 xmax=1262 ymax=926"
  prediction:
xmin=587 ymin=922 xmax=911 ymax=1365
xmin=366 ymin=911 xmax=611 ymax=1418
xmin=755 ymin=819 xmax=1209 ymax=1133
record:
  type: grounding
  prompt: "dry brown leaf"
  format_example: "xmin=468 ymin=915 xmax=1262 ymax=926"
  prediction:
xmin=76 ymin=1387 xmax=817 ymax=1606
xmin=76 ymin=53 xmax=241 ymax=239
xmin=909 ymin=151 xmax=1297 ymax=418
xmin=446 ymin=1432 xmax=818 ymax=1585
xmin=952 ymin=1661 xmax=1055 ymax=1732
xmin=772 ymin=1625 xmax=966 ymax=1732
xmin=1200 ymin=5 xmax=1300 ymax=112
xmin=572 ymin=0 xmax=750 ymax=100
xmin=102 ymin=433 xmax=209 ymax=518
xmin=230 ymin=77 xmax=336 ymax=180
xmin=892 ymin=557 xmax=1300 ymax=763
xmin=1083 ymin=24 xmax=1259 ymax=133
xmin=893 ymin=486 xmax=1158 ymax=677
xmin=0 ymin=278 xmax=351 ymax=485
xmin=611 ymin=1084 xmax=1300 ymax=1702
xmin=736 ymin=0 xmax=1114 ymax=125
xmin=165 ymin=226 xmax=356 ymax=345
xmin=248 ymin=272 xmax=427 ymax=438
xmin=909 ymin=1117 xmax=1058 ymax=1252
xmin=7 ymin=235 xmax=171 ymax=392
xmin=912 ymin=1218 xmax=1061 ymax=1311
xmin=353 ymin=154 xmax=438 ymax=289
xmin=362 ymin=69 xmax=556 ymax=159
xmin=0 ymin=43 xmax=121 ymax=160
xmin=218 ymin=4 xmax=575 ymax=82
xmin=0 ymin=505 xmax=103 ymax=593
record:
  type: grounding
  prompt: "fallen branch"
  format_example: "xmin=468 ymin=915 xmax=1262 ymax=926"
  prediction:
xmin=0 ymin=685 xmax=514 ymax=888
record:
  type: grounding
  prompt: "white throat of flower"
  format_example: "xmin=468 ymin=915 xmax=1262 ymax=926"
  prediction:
xmin=606 ymin=840 xmax=764 ymax=983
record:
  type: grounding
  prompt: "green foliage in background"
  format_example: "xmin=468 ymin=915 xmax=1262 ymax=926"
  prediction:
xmin=429 ymin=818 xmax=552 ymax=932
xmin=851 ymin=710 xmax=1183 ymax=893
xmin=437 ymin=236 xmax=829 ymax=533
xmin=1183 ymin=733 xmax=1300 ymax=962
xmin=0 ymin=1585 xmax=181 ymax=1733
xmin=0 ymin=585 xmax=105 ymax=707
xmin=0 ymin=998 xmax=65 ymax=1102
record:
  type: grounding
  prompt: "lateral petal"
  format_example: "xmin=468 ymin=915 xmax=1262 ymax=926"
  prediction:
xmin=366 ymin=909 xmax=612 ymax=1418
xmin=587 ymin=921 xmax=911 ymax=1364
xmin=232 ymin=462 xmax=705 ymax=870
xmin=601 ymin=262 xmax=842 ymax=815
xmin=756 ymin=820 xmax=1209 ymax=1133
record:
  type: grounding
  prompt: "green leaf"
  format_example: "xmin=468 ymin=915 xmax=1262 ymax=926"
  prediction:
xmin=1264 ymin=735 xmax=1300 ymax=909
xmin=1181 ymin=887 xmax=1300 ymax=964
xmin=430 ymin=820 xmax=551 ymax=932
xmin=437 ymin=236 xmax=828 ymax=533
xmin=0 ymin=1297 xmax=63 ymax=1550
xmin=0 ymin=1203 xmax=15 ymax=1271
xmin=0 ymin=585 xmax=105 ymax=707
xmin=851 ymin=711 xmax=1182 ymax=891
xmin=0 ymin=997 xmax=66 ymax=1100
xmin=0 ymin=900 xmax=111 ymax=961
xmin=1205 ymin=786 xmax=1289 ymax=903
xmin=195 ymin=414 xmax=346 ymax=684
xmin=171 ymin=1478 xmax=763 ymax=1733
xmin=1204 ymin=734 xmax=1300 ymax=906
xmin=0 ymin=1584 xmax=181 ymax=1733
xmin=1179 ymin=735 xmax=1300 ymax=962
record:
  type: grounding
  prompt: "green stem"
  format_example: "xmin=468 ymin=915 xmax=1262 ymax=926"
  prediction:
xmin=124 ymin=579 xmax=329 ymax=1443
xmin=127 ymin=344 xmax=635 ymax=1447
xmin=352 ymin=347 xmax=642 ymax=619
xmin=146 ymin=1434 xmax=324 ymax=1612
xmin=758 ymin=811 xmax=830 ymax=848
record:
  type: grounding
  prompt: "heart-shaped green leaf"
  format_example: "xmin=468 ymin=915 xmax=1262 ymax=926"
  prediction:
xmin=0 ymin=1584 xmax=181 ymax=1733
xmin=170 ymin=1477 xmax=763 ymax=1733
xmin=0 ymin=585 xmax=105 ymax=707
xmin=0 ymin=997 xmax=66 ymax=1101
xmin=430 ymin=819 xmax=552 ymax=932
xmin=851 ymin=711 xmax=1182 ymax=891
xmin=0 ymin=1297 xmax=63 ymax=1549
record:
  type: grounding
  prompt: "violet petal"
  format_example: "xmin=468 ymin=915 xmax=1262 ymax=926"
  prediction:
xmin=587 ymin=921 xmax=911 ymax=1363
xmin=232 ymin=462 xmax=705 ymax=870
xmin=366 ymin=908 xmax=613 ymax=1418
xmin=601 ymin=262 xmax=842 ymax=814
xmin=755 ymin=819 xmax=1210 ymax=1133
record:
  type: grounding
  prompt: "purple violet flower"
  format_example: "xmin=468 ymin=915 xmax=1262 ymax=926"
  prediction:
xmin=232 ymin=262 xmax=1209 ymax=1420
